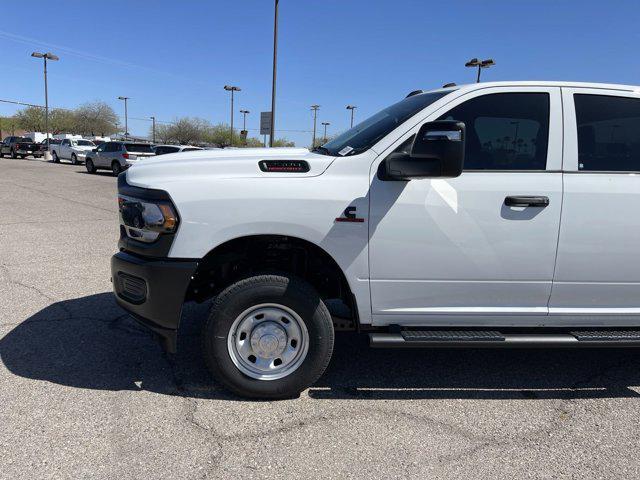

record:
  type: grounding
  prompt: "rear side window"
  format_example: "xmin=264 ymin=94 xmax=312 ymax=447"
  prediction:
xmin=574 ymin=94 xmax=640 ymax=172
xmin=124 ymin=143 xmax=154 ymax=153
xmin=181 ymin=147 xmax=200 ymax=152
xmin=438 ymin=92 xmax=550 ymax=170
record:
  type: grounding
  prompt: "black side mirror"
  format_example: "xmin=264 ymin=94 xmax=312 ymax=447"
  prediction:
xmin=382 ymin=120 xmax=465 ymax=180
xmin=92 ymin=148 xmax=98 ymax=152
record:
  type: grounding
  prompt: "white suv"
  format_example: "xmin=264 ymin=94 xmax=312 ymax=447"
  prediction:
xmin=111 ymin=81 xmax=640 ymax=398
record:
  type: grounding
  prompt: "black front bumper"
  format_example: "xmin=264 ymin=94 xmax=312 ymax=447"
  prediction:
xmin=111 ymin=251 xmax=198 ymax=352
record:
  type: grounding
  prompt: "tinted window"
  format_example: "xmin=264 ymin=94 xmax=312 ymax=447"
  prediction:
xmin=438 ymin=93 xmax=550 ymax=170
xmin=181 ymin=147 xmax=200 ymax=152
xmin=124 ymin=143 xmax=154 ymax=153
xmin=105 ymin=143 xmax=119 ymax=152
xmin=75 ymin=140 xmax=95 ymax=146
xmin=321 ymin=91 xmax=451 ymax=156
xmin=575 ymin=94 xmax=640 ymax=172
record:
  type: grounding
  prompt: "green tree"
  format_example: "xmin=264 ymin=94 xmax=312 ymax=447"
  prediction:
xmin=0 ymin=116 xmax=21 ymax=138
xmin=49 ymin=108 xmax=77 ymax=134
xmin=272 ymin=138 xmax=295 ymax=147
xmin=74 ymin=101 xmax=118 ymax=136
xmin=14 ymin=106 xmax=46 ymax=132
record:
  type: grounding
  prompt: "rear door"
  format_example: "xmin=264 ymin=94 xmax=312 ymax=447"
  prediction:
xmin=550 ymin=88 xmax=640 ymax=319
xmin=369 ymin=87 xmax=564 ymax=325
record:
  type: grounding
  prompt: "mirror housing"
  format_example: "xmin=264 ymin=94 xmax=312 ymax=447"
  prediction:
xmin=92 ymin=148 xmax=98 ymax=152
xmin=383 ymin=120 xmax=465 ymax=180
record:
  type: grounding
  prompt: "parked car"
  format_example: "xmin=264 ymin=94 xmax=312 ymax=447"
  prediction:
xmin=50 ymin=138 xmax=96 ymax=164
xmin=111 ymin=80 xmax=640 ymax=399
xmin=153 ymin=144 xmax=203 ymax=155
xmin=85 ymin=141 xmax=155 ymax=174
xmin=38 ymin=138 xmax=61 ymax=154
xmin=0 ymin=136 xmax=42 ymax=159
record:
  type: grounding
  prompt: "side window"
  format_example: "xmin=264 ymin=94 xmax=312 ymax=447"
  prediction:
xmin=575 ymin=94 xmax=640 ymax=172
xmin=438 ymin=93 xmax=550 ymax=170
xmin=105 ymin=143 xmax=118 ymax=152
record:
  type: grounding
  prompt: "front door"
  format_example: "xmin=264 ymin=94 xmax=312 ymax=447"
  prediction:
xmin=369 ymin=87 xmax=563 ymax=325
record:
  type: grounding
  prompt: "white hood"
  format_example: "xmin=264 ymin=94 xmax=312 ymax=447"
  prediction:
xmin=126 ymin=147 xmax=337 ymax=188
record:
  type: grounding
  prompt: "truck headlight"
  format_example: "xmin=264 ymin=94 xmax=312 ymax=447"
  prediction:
xmin=118 ymin=195 xmax=178 ymax=243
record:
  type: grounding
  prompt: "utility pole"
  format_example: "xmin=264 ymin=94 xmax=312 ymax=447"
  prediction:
xmin=346 ymin=105 xmax=357 ymax=128
xmin=31 ymin=51 xmax=59 ymax=159
xmin=117 ymin=96 xmax=130 ymax=140
xmin=224 ymin=85 xmax=240 ymax=146
xmin=322 ymin=122 xmax=330 ymax=142
xmin=269 ymin=0 xmax=279 ymax=147
xmin=150 ymin=116 xmax=156 ymax=143
xmin=310 ymin=104 xmax=320 ymax=147
xmin=465 ymin=58 xmax=495 ymax=83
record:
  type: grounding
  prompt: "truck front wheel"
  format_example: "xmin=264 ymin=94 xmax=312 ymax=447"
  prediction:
xmin=202 ymin=274 xmax=334 ymax=399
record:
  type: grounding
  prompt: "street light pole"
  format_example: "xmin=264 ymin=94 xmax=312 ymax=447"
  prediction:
xmin=240 ymin=109 xmax=250 ymax=131
xmin=346 ymin=105 xmax=357 ymax=128
xmin=269 ymin=0 xmax=279 ymax=147
xmin=31 ymin=51 xmax=58 ymax=159
xmin=310 ymin=104 xmax=320 ymax=147
xmin=465 ymin=58 xmax=495 ymax=83
xmin=117 ymin=96 xmax=130 ymax=140
xmin=322 ymin=122 xmax=330 ymax=142
xmin=224 ymin=85 xmax=241 ymax=146
xmin=150 ymin=116 xmax=156 ymax=143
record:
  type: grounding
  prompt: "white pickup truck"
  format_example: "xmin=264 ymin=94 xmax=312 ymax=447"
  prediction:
xmin=111 ymin=81 xmax=640 ymax=399
xmin=51 ymin=138 xmax=96 ymax=164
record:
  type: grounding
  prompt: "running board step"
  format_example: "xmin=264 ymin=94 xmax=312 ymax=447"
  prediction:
xmin=370 ymin=330 xmax=640 ymax=348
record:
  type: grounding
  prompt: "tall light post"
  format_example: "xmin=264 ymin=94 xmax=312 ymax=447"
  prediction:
xmin=346 ymin=105 xmax=357 ymax=128
xmin=310 ymin=104 xmax=320 ymax=147
xmin=117 ymin=96 xmax=130 ymax=140
xmin=322 ymin=122 xmax=330 ymax=142
xmin=150 ymin=116 xmax=156 ymax=143
xmin=224 ymin=85 xmax=241 ymax=146
xmin=269 ymin=0 xmax=279 ymax=147
xmin=31 ymin=51 xmax=59 ymax=159
xmin=465 ymin=58 xmax=495 ymax=83
xmin=239 ymin=109 xmax=250 ymax=131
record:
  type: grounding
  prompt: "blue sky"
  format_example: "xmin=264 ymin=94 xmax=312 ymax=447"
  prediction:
xmin=1 ymin=0 xmax=639 ymax=146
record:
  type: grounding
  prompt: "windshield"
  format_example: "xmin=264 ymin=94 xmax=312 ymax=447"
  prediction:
xmin=75 ymin=140 xmax=95 ymax=146
xmin=319 ymin=91 xmax=450 ymax=156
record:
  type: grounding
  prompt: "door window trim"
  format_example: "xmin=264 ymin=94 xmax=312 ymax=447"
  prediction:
xmin=561 ymin=87 xmax=640 ymax=174
xmin=373 ymin=86 xmax=564 ymax=173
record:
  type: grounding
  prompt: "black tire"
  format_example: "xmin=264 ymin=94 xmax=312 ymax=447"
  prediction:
xmin=111 ymin=161 xmax=122 ymax=176
xmin=0 ymin=151 xmax=3 ymax=158
xmin=85 ymin=159 xmax=96 ymax=174
xmin=52 ymin=151 xmax=59 ymax=163
xmin=71 ymin=153 xmax=78 ymax=165
xmin=202 ymin=274 xmax=334 ymax=399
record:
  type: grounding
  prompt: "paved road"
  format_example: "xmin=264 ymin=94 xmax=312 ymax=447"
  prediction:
xmin=1 ymin=157 xmax=640 ymax=479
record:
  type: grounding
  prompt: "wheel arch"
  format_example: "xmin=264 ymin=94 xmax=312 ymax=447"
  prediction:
xmin=186 ymin=234 xmax=359 ymax=330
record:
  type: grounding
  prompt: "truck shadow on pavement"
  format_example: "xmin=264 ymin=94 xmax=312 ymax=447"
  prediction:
xmin=2 ymin=292 xmax=640 ymax=401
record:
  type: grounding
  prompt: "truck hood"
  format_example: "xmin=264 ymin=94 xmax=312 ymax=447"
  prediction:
xmin=126 ymin=147 xmax=337 ymax=188
xmin=73 ymin=145 xmax=96 ymax=152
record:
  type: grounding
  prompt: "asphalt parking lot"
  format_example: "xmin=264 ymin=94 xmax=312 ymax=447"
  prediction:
xmin=1 ymin=156 xmax=640 ymax=479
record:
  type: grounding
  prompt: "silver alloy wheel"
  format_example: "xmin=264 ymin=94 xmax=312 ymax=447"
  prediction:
xmin=227 ymin=303 xmax=309 ymax=380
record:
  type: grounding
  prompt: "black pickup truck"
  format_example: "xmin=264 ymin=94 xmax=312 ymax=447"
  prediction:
xmin=0 ymin=136 xmax=43 ymax=159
